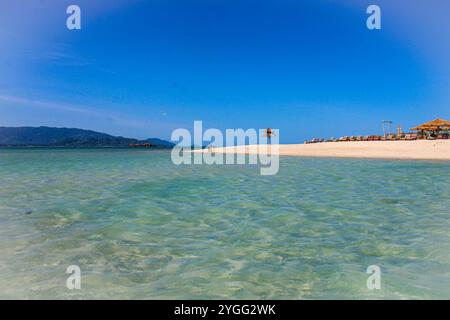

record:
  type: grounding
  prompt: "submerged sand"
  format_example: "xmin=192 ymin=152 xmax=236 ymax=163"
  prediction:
xmin=200 ymin=140 xmax=450 ymax=160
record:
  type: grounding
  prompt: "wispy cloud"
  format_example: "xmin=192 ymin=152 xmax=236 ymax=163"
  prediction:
xmin=0 ymin=94 xmax=149 ymax=129
xmin=0 ymin=94 xmax=186 ymax=139
xmin=40 ymin=51 xmax=90 ymax=66
xmin=24 ymin=49 xmax=117 ymax=74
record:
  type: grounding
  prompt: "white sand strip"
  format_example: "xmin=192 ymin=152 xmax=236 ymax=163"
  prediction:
xmin=197 ymin=140 xmax=450 ymax=160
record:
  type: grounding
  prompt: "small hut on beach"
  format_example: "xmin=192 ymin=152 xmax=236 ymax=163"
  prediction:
xmin=410 ymin=118 xmax=450 ymax=139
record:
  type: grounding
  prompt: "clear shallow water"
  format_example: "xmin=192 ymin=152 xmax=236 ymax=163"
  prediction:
xmin=0 ymin=148 xmax=449 ymax=299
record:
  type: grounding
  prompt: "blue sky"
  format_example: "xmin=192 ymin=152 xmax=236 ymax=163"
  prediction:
xmin=0 ymin=0 xmax=449 ymax=142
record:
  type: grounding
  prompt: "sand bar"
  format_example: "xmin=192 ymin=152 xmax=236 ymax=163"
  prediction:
xmin=200 ymin=140 xmax=450 ymax=160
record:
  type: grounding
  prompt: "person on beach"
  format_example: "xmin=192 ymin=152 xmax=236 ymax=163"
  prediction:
xmin=264 ymin=128 xmax=274 ymax=144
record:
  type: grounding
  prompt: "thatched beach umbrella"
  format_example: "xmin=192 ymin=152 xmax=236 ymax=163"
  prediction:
xmin=410 ymin=118 xmax=450 ymax=132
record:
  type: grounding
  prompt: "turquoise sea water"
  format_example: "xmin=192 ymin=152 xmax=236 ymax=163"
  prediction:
xmin=0 ymin=148 xmax=449 ymax=299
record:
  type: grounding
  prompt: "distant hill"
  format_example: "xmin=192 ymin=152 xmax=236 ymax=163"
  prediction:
xmin=0 ymin=127 xmax=174 ymax=148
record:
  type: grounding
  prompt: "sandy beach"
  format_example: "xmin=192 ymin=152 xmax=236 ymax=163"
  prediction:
xmin=201 ymin=140 xmax=450 ymax=160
